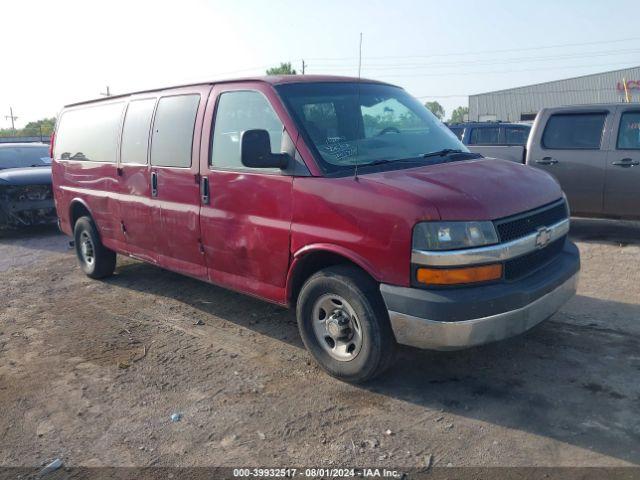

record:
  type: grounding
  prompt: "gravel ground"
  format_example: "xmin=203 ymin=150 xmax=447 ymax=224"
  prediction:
xmin=0 ymin=219 xmax=639 ymax=469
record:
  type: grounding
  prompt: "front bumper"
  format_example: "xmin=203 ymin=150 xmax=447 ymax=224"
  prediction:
xmin=0 ymin=199 xmax=56 ymax=227
xmin=0 ymin=183 xmax=56 ymax=227
xmin=380 ymin=240 xmax=580 ymax=350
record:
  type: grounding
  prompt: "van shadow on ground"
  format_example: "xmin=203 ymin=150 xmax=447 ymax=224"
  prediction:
xmin=107 ymin=261 xmax=640 ymax=465
xmin=368 ymin=295 xmax=640 ymax=464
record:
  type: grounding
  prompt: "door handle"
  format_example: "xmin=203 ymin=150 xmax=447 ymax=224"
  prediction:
xmin=612 ymin=158 xmax=640 ymax=167
xmin=536 ymin=157 xmax=559 ymax=165
xmin=201 ymin=176 xmax=209 ymax=205
xmin=151 ymin=171 xmax=158 ymax=197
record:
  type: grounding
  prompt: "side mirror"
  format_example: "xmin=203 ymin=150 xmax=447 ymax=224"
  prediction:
xmin=241 ymin=129 xmax=289 ymax=169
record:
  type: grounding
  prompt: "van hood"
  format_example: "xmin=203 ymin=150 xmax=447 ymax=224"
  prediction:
xmin=363 ymin=158 xmax=562 ymax=221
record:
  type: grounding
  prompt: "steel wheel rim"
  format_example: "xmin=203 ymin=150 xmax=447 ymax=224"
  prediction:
xmin=311 ymin=294 xmax=363 ymax=362
xmin=79 ymin=231 xmax=95 ymax=266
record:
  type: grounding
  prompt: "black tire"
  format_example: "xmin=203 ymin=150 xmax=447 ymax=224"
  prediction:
xmin=296 ymin=265 xmax=396 ymax=383
xmin=73 ymin=216 xmax=116 ymax=279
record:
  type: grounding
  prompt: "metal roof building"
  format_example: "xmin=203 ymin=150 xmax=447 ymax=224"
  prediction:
xmin=468 ymin=65 xmax=640 ymax=122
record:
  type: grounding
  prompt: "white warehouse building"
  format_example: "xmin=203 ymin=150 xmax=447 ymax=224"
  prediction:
xmin=468 ymin=65 xmax=640 ymax=122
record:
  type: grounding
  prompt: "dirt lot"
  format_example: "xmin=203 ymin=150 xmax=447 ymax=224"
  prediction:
xmin=1 ymin=219 xmax=639 ymax=469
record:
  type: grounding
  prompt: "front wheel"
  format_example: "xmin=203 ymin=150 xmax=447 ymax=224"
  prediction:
xmin=296 ymin=265 xmax=396 ymax=383
xmin=74 ymin=216 xmax=116 ymax=279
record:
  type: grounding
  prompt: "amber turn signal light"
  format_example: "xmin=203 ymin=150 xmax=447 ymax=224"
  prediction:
xmin=416 ymin=264 xmax=503 ymax=285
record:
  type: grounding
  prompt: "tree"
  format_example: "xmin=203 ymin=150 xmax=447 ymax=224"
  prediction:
xmin=266 ymin=62 xmax=297 ymax=75
xmin=424 ymin=101 xmax=445 ymax=120
xmin=0 ymin=117 xmax=56 ymax=138
xmin=21 ymin=118 xmax=56 ymax=137
xmin=449 ymin=106 xmax=469 ymax=124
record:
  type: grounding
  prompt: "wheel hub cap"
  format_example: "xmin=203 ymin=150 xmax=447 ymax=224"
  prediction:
xmin=311 ymin=294 xmax=363 ymax=362
xmin=79 ymin=231 xmax=95 ymax=265
xmin=326 ymin=311 xmax=352 ymax=340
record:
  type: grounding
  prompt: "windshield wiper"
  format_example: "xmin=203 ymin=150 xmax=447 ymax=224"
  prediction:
xmin=363 ymin=159 xmax=393 ymax=166
xmin=360 ymin=151 xmax=477 ymax=168
xmin=422 ymin=149 xmax=483 ymax=162
xmin=364 ymin=157 xmax=425 ymax=167
xmin=422 ymin=149 xmax=464 ymax=158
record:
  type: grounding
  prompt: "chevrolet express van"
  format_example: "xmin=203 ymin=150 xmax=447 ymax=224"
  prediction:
xmin=52 ymin=75 xmax=580 ymax=382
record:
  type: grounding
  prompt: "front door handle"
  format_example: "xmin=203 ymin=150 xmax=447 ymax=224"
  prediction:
xmin=201 ymin=176 xmax=210 ymax=205
xmin=536 ymin=157 xmax=559 ymax=165
xmin=612 ymin=158 xmax=640 ymax=167
xmin=151 ymin=171 xmax=158 ymax=197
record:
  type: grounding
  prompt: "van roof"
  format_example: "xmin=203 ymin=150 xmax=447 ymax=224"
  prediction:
xmin=65 ymin=75 xmax=395 ymax=108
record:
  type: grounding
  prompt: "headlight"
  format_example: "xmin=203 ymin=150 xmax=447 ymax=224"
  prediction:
xmin=413 ymin=221 xmax=499 ymax=250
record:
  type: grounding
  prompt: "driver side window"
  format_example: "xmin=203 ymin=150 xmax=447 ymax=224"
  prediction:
xmin=211 ymin=90 xmax=284 ymax=170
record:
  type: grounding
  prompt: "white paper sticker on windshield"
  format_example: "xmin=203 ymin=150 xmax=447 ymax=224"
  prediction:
xmin=322 ymin=136 xmax=355 ymax=160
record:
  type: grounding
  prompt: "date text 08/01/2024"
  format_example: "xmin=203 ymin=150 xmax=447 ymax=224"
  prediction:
xmin=232 ymin=468 xmax=403 ymax=478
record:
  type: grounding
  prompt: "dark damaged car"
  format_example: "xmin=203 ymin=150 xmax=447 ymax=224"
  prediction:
xmin=0 ymin=143 xmax=57 ymax=228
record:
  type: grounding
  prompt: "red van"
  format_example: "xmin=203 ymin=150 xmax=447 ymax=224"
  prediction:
xmin=52 ymin=76 xmax=579 ymax=382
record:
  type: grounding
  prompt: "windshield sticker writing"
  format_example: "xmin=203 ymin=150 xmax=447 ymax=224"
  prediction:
xmin=322 ymin=136 xmax=355 ymax=160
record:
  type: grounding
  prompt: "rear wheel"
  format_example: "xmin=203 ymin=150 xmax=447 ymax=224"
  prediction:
xmin=73 ymin=216 xmax=116 ymax=279
xmin=296 ymin=265 xmax=396 ymax=383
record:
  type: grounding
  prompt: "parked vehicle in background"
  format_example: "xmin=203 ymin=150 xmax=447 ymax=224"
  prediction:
xmin=451 ymin=107 xmax=640 ymax=220
xmin=0 ymin=143 xmax=55 ymax=228
xmin=527 ymin=104 xmax=640 ymax=220
xmin=51 ymin=75 xmax=579 ymax=382
xmin=447 ymin=121 xmax=531 ymax=163
xmin=0 ymin=136 xmax=52 ymax=145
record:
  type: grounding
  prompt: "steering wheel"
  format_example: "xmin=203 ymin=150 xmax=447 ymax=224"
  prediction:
xmin=377 ymin=126 xmax=400 ymax=136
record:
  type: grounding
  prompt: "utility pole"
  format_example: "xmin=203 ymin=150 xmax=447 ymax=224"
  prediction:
xmin=301 ymin=59 xmax=306 ymax=75
xmin=100 ymin=86 xmax=111 ymax=97
xmin=5 ymin=107 xmax=18 ymax=133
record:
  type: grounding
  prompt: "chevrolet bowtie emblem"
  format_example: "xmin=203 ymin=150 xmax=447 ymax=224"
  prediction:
xmin=535 ymin=226 xmax=552 ymax=249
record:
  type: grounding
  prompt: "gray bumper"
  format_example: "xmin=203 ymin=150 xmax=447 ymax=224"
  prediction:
xmin=381 ymin=240 xmax=580 ymax=350
xmin=387 ymin=273 xmax=577 ymax=350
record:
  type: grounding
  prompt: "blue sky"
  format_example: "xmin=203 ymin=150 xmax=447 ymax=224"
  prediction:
xmin=2 ymin=0 xmax=639 ymax=126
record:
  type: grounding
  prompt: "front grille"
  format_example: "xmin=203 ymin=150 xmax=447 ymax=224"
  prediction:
xmin=495 ymin=200 xmax=568 ymax=243
xmin=504 ymin=236 xmax=566 ymax=280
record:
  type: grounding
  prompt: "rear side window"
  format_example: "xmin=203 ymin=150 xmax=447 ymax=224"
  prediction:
xmin=542 ymin=113 xmax=606 ymax=150
xmin=505 ymin=126 xmax=530 ymax=145
xmin=151 ymin=95 xmax=200 ymax=168
xmin=469 ymin=127 xmax=499 ymax=145
xmin=55 ymin=103 xmax=124 ymax=162
xmin=121 ymin=99 xmax=156 ymax=164
xmin=211 ymin=90 xmax=283 ymax=170
xmin=616 ymin=112 xmax=640 ymax=150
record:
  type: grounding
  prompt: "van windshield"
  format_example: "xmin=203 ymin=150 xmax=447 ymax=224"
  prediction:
xmin=0 ymin=146 xmax=51 ymax=170
xmin=276 ymin=82 xmax=469 ymax=174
